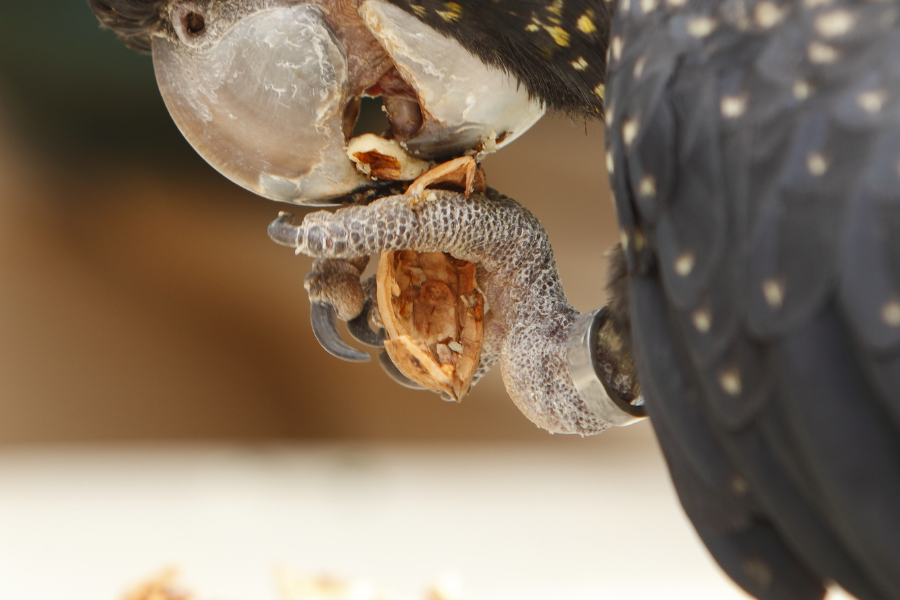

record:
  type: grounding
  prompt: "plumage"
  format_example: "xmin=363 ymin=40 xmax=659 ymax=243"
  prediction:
xmin=608 ymin=0 xmax=900 ymax=597
xmin=86 ymin=0 xmax=163 ymax=52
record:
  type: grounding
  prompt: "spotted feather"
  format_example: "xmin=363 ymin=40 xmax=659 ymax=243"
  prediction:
xmin=608 ymin=0 xmax=900 ymax=597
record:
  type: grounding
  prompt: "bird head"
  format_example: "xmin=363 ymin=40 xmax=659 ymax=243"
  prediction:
xmin=89 ymin=0 xmax=545 ymax=205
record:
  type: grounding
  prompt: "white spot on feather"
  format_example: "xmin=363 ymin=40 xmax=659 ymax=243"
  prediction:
xmin=815 ymin=9 xmax=857 ymax=37
xmin=807 ymin=152 xmax=829 ymax=176
xmin=808 ymin=42 xmax=840 ymax=63
xmin=857 ymin=90 xmax=887 ymax=113
xmin=633 ymin=55 xmax=647 ymax=78
xmin=719 ymin=367 xmax=742 ymax=396
xmin=638 ymin=174 xmax=656 ymax=196
xmin=622 ymin=118 xmax=639 ymax=146
xmin=721 ymin=93 xmax=748 ymax=118
xmin=793 ymin=80 xmax=812 ymax=100
xmin=674 ymin=251 xmax=695 ymax=276
xmin=687 ymin=17 xmax=718 ymax=37
xmin=692 ymin=308 xmax=712 ymax=332
xmin=755 ymin=2 xmax=787 ymax=28
xmin=762 ymin=278 xmax=784 ymax=308
xmin=611 ymin=36 xmax=624 ymax=61
xmin=882 ymin=300 xmax=900 ymax=326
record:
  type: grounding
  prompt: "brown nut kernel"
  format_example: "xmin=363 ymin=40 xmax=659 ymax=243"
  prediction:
xmin=377 ymin=250 xmax=483 ymax=401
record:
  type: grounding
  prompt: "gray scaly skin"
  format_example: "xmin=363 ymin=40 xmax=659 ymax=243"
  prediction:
xmin=278 ymin=188 xmax=610 ymax=435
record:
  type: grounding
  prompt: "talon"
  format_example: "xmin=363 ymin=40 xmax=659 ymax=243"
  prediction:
xmin=310 ymin=302 xmax=371 ymax=362
xmin=347 ymin=300 xmax=386 ymax=347
xmin=268 ymin=213 xmax=302 ymax=248
xmin=378 ymin=351 xmax=426 ymax=390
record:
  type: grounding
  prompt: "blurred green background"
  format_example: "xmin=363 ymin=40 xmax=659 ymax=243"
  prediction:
xmin=0 ymin=0 xmax=619 ymax=444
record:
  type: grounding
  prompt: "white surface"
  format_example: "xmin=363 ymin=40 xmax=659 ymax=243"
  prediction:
xmin=0 ymin=430 xmax=774 ymax=599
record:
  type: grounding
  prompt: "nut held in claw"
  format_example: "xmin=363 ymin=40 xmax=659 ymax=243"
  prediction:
xmin=376 ymin=251 xmax=483 ymax=401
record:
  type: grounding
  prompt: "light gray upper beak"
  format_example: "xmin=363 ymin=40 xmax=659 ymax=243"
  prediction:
xmin=153 ymin=5 xmax=367 ymax=205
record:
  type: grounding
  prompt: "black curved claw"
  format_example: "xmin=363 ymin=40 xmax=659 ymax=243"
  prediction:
xmin=310 ymin=302 xmax=370 ymax=362
xmin=346 ymin=300 xmax=386 ymax=348
xmin=268 ymin=212 xmax=301 ymax=248
xmin=378 ymin=351 xmax=426 ymax=390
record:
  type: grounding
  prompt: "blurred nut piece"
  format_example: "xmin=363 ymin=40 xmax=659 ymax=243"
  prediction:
xmin=377 ymin=251 xmax=483 ymax=401
xmin=123 ymin=569 xmax=193 ymax=600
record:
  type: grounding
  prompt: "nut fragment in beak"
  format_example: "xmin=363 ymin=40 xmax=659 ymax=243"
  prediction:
xmin=377 ymin=251 xmax=484 ymax=401
xmin=346 ymin=134 xmax=431 ymax=181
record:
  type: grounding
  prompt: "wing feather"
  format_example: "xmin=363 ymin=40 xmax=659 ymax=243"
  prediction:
xmin=608 ymin=0 xmax=900 ymax=597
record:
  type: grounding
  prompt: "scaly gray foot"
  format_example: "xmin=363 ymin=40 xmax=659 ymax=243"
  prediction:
xmin=270 ymin=188 xmax=610 ymax=435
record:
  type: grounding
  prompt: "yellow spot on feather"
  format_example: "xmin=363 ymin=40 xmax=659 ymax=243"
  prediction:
xmin=577 ymin=11 xmax=597 ymax=33
xmin=546 ymin=25 xmax=571 ymax=46
xmin=436 ymin=2 xmax=463 ymax=22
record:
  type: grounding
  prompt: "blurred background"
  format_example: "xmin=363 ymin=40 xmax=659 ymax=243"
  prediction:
xmin=0 ymin=3 xmax=758 ymax=600
xmin=0 ymin=0 xmax=622 ymax=445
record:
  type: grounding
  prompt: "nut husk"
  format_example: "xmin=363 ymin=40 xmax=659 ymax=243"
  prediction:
xmin=376 ymin=250 xmax=483 ymax=401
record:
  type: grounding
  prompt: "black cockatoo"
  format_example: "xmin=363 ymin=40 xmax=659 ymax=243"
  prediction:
xmin=87 ymin=0 xmax=900 ymax=599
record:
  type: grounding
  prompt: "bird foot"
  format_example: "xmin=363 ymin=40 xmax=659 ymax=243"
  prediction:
xmin=300 ymin=238 xmax=425 ymax=388
xmin=270 ymin=186 xmax=622 ymax=433
xmin=294 ymin=156 xmax=487 ymax=367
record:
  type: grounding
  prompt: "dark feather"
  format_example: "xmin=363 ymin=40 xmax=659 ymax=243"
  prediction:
xmin=86 ymin=0 xmax=165 ymax=52
xmin=609 ymin=0 xmax=900 ymax=597
xmin=384 ymin=0 xmax=612 ymax=115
